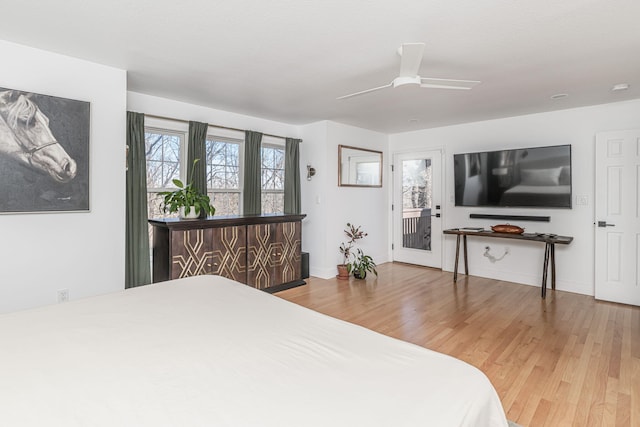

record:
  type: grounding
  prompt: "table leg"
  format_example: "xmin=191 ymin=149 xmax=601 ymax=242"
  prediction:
xmin=454 ymin=235 xmax=460 ymax=283
xmin=463 ymin=235 xmax=469 ymax=275
xmin=541 ymin=243 xmax=550 ymax=298
xmin=550 ymin=244 xmax=556 ymax=290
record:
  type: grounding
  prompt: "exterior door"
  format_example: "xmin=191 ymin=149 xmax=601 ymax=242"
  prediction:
xmin=392 ymin=150 xmax=442 ymax=267
xmin=595 ymin=129 xmax=640 ymax=306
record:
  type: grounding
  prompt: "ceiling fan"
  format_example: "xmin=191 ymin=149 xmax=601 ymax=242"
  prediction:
xmin=337 ymin=43 xmax=481 ymax=100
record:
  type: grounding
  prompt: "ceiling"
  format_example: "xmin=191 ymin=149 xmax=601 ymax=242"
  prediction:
xmin=1 ymin=0 xmax=639 ymax=134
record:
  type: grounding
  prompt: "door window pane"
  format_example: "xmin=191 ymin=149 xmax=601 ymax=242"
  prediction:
xmin=402 ymin=159 xmax=432 ymax=250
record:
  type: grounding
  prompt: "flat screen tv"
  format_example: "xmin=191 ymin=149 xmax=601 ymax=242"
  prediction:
xmin=454 ymin=144 xmax=572 ymax=208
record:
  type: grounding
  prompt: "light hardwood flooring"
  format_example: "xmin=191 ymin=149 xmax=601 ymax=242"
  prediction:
xmin=276 ymin=262 xmax=640 ymax=427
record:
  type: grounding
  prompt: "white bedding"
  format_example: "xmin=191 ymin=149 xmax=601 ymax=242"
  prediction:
xmin=0 ymin=275 xmax=508 ymax=427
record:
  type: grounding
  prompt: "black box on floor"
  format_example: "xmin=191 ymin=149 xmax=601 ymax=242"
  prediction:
xmin=301 ymin=252 xmax=309 ymax=279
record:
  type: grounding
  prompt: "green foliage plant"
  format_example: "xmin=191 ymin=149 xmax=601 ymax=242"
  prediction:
xmin=159 ymin=159 xmax=215 ymax=217
xmin=347 ymin=248 xmax=378 ymax=279
xmin=338 ymin=223 xmax=368 ymax=265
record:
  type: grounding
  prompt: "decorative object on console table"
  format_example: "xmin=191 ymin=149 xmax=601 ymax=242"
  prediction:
xmin=490 ymin=224 xmax=524 ymax=234
xmin=149 ymin=214 xmax=306 ymax=292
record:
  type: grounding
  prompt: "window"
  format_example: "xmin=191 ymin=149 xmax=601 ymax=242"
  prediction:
xmin=145 ymin=128 xmax=185 ymax=219
xmin=205 ymin=137 xmax=242 ymax=216
xmin=143 ymin=125 xmax=287 ymax=218
xmin=261 ymin=144 xmax=285 ymax=214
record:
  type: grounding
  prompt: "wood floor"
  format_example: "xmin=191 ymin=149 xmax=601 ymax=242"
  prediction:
xmin=276 ymin=262 xmax=640 ymax=427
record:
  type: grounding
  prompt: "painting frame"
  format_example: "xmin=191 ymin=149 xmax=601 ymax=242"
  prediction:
xmin=0 ymin=87 xmax=90 ymax=214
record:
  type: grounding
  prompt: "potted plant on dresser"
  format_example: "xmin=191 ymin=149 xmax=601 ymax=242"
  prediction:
xmin=159 ymin=159 xmax=216 ymax=219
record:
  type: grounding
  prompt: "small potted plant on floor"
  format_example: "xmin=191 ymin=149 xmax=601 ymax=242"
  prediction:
xmin=348 ymin=249 xmax=377 ymax=280
xmin=337 ymin=223 xmax=367 ymax=280
xmin=159 ymin=159 xmax=215 ymax=219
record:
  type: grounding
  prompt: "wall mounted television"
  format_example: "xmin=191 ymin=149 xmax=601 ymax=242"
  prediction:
xmin=454 ymin=144 xmax=572 ymax=208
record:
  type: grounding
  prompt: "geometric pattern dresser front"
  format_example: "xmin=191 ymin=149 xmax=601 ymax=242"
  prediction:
xmin=170 ymin=226 xmax=246 ymax=283
xmin=247 ymin=222 xmax=301 ymax=290
xmin=150 ymin=214 xmax=305 ymax=292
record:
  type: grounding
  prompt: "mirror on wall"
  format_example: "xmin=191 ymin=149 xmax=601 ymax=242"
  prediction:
xmin=338 ymin=145 xmax=383 ymax=187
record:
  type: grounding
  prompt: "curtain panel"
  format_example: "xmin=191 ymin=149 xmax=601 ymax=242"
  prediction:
xmin=243 ymin=131 xmax=263 ymax=215
xmin=284 ymin=138 xmax=301 ymax=214
xmin=187 ymin=121 xmax=208 ymax=196
xmin=125 ymin=111 xmax=151 ymax=288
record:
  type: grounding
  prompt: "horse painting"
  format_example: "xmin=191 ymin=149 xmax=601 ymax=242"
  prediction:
xmin=0 ymin=90 xmax=77 ymax=183
xmin=0 ymin=87 xmax=89 ymax=213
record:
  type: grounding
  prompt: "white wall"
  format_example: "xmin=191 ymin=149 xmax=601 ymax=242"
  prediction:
xmin=390 ymin=99 xmax=640 ymax=296
xmin=299 ymin=121 xmax=331 ymax=277
xmin=300 ymin=121 xmax=389 ymax=278
xmin=127 ymin=92 xmax=301 ymax=143
xmin=0 ymin=41 xmax=126 ymax=313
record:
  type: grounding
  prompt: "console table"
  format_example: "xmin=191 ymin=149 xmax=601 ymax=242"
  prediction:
xmin=443 ymin=229 xmax=573 ymax=298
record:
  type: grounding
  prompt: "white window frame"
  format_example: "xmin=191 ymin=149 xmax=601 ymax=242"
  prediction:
xmin=145 ymin=126 xmax=188 ymax=192
xmin=144 ymin=125 xmax=188 ymax=219
xmin=261 ymin=141 xmax=286 ymax=214
xmin=205 ymin=135 xmax=244 ymax=215
xmin=142 ymin=119 xmax=287 ymax=217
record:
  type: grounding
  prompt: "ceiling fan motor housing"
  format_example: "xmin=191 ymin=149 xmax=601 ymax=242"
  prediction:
xmin=393 ymin=76 xmax=421 ymax=88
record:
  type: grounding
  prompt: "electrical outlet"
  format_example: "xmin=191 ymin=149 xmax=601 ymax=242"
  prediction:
xmin=577 ymin=195 xmax=589 ymax=206
xmin=57 ymin=289 xmax=69 ymax=303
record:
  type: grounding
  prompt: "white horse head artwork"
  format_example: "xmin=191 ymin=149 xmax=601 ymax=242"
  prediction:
xmin=0 ymin=90 xmax=77 ymax=183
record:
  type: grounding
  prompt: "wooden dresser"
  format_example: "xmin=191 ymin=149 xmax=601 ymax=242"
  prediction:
xmin=149 ymin=214 xmax=306 ymax=292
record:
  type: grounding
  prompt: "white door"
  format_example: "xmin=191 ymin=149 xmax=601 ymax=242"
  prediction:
xmin=392 ymin=150 xmax=442 ymax=267
xmin=595 ymin=129 xmax=640 ymax=306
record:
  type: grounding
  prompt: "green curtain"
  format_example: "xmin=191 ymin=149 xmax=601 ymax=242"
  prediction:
xmin=125 ymin=111 xmax=151 ymax=288
xmin=187 ymin=121 xmax=208 ymax=195
xmin=243 ymin=130 xmax=263 ymax=215
xmin=284 ymin=138 xmax=302 ymax=214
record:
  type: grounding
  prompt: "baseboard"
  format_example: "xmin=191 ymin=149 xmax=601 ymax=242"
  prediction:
xmin=310 ymin=266 xmax=337 ymax=280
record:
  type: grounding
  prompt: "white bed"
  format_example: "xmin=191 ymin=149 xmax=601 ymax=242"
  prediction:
xmin=0 ymin=275 xmax=508 ymax=426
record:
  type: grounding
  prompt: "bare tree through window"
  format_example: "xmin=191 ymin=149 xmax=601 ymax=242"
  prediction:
xmin=261 ymin=145 xmax=285 ymax=214
xmin=206 ymin=138 xmax=241 ymax=215
xmin=145 ymin=130 xmax=183 ymax=220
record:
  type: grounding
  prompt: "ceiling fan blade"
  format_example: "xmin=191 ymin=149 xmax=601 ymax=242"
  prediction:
xmin=420 ymin=77 xmax=481 ymax=90
xmin=336 ymin=82 xmax=393 ymax=100
xmin=420 ymin=84 xmax=473 ymax=90
xmin=398 ymin=43 xmax=425 ymax=77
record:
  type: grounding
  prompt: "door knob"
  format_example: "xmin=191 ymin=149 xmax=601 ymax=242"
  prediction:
xmin=597 ymin=221 xmax=615 ymax=227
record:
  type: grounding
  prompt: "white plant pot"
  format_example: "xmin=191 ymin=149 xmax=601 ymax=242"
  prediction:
xmin=179 ymin=206 xmax=200 ymax=219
